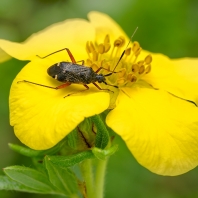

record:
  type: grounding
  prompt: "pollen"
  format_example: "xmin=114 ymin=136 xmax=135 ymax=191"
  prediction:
xmin=85 ymin=35 xmax=152 ymax=88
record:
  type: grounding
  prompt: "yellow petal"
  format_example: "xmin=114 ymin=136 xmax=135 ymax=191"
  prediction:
xmin=10 ymin=59 xmax=110 ymax=150
xmin=88 ymin=11 xmax=129 ymax=43
xmin=0 ymin=48 xmax=11 ymax=63
xmin=142 ymin=54 xmax=198 ymax=105
xmin=171 ymin=57 xmax=198 ymax=104
xmin=106 ymin=87 xmax=198 ymax=175
xmin=0 ymin=19 xmax=95 ymax=61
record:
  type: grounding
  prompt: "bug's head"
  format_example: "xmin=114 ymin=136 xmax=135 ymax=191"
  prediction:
xmin=96 ymin=74 xmax=106 ymax=83
xmin=96 ymin=74 xmax=118 ymax=89
xmin=47 ymin=63 xmax=62 ymax=78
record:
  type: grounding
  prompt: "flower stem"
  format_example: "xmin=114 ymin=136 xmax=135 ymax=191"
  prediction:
xmin=80 ymin=159 xmax=95 ymax=198
xmin=95 ymin=159 xmax=108 ymax=198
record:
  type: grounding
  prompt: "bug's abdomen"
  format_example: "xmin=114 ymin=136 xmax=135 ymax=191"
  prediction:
xmin=57 ymin=62 xmax=97 ymax=84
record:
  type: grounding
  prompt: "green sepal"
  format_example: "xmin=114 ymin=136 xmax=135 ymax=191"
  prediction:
xmin=0 ymin=175 xmax=48 ymax=193
xmin=46 ymin=150 xmax=95 ymax=168
xmin=44 ymin=157 xmax=78 ymax=195
xmin=8 ymin=138 xmax=66 ymax=157
xmin=91 ymin=115 xmax=110 ymax=149
xmin=92 ymin=144 xmax=118 ymax=160
xmin=67 ymin=128 xmax=78 ymax=150
xmin=3 ymin=166 xmax=61 ymax=195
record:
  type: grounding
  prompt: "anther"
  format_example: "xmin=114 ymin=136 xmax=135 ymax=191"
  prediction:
xmin=91 ymin=63 xmax=99 ymax=72
xmin=139 ymin=65 xmax=145 ymax=74
xmin=145 ymin=64 xmax=151 ymax=74
xmin=132 ymin=41 xmax=140 ymax=52
xmin=125 ymin=48 xmax=131 ymax=56
xmin=144 ymin=54 xmax=152 ymax=64
xmin=104 ymin=43 xmax=111 ymax=52
xmin=103 ymin=62 xmax=110 ymax=71
xmin=114 ymin=36 xmax=125 ymax=47
xmin=90 ymin=41 xmax=96 ymax=52
xmin=117 ymin=77 xmax=125 ymax=85
xmin=137 ymin=60 xmax=144 ymax=67
xmin=134 ymin=47 xmax=142 ymax=56
xmin=104 ymin=34 xmax=110 ymax=44
xmin=86 ymin=41 xmax=91 ymax=54
xmin=118 ymin=68 xmax=126 ymax=78
xmin=127 ymin=73 xmax=133 ymax=81
xmin=132 ymin=64 xmax=139 ymax=73
xmin=98 ymin=44 xmax=105 ymax=54
xmin=131 ymin=76 xmax=137 ymax=82
xmin=92 ymin=51 xmax=98 ymax=61
xmin=86 ymin=59 xmax=92 ymax=66
xmin=118 ymin=36 xmax=125 ymax=47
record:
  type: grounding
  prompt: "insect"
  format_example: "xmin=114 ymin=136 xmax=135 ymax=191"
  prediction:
xmin=18 ymin=28 xmax=138 ymax=97
xmin=18 ymin=48 xmax=118 ymax=97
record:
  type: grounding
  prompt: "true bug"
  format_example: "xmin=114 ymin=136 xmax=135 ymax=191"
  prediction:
xmin=19 ymin=48 xmax=118 ymax=97
xmin=18 ymin=28 xmax=138 ymax=97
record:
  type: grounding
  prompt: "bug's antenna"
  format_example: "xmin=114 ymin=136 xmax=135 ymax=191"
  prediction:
xmin=110 ymin=27 xmax=138 ymax=74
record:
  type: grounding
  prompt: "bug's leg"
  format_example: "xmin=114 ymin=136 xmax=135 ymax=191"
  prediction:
xmin=64 ymin=84 xmax=89 ymax=97
xmin=36 ymin=48 xmax=77 ymax=63
xmin=18 ymin=80 xmax=71 ymax=90
xmin=65 ymin=48 xmax=76 ymax=63
xmin=56 ymin=82 xmax=71 ymax=89
xmin=92 ymin=82 xmax=113 ymax=93
xmin=76 ymin=60 xmax=85 ymax=65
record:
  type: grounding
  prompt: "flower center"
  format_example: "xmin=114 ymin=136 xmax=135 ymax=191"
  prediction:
xmin=85 ymin=35 xmax=152 ymax=88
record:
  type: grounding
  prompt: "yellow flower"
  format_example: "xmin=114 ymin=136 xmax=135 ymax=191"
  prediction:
xmin=1 ymin=12 xmax=198 ymax=176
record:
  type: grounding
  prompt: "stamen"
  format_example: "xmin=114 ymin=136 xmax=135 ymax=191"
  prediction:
xmin=98 ymin=44 xmax=105 ymax=54
xmin=127 ymin=73 xmax=133 ymax=81
xmin=104 ymin=34 xmax=110 ymax=44
xmin=125 ymin=48 xmax=131 ymax=56
xmin=103 ymin=62 xmax=110 ymax=71
xmin=134 ymin=47 xmax=142 ymax=56
xmin=145 ymin=54 xmax=152 ymax=64
xmin=85 ymin=35 xmax=152 ymax=90
xmin=86 ymin=59 xmax=92 ymax=66
xmin=118 ymin=68 xmax=126 ymax=78
xmin=92 ymin=51 xmax=98 ymax=61
xmin=139 ymin=65 xmax=145 ymax=74
xmin=132 ymin=41 xmax=140 ymax=53
xmin=91 ymin=63 xmax=99 ymax=72
xmin=132 ymin=64 xmax=139 ymax=73
xmin=145 ymin=64 xmax=151 ymax=74
xmin=137 ymin=60 xmax=144 ymax=67
xmin=117 ymin=77 xmax=125 ymax=85
xmin=86 ymin=41 xmax=91 ymax=53
xmin=89 ymin=42 xmax=96 ymax=52
xmin=114 ymin=36 xmax=125 ymax=47
xmin=131 ymin=76 xmax=137 ymax=82
xmin=104 ymin=43 xmax=111 ymax=52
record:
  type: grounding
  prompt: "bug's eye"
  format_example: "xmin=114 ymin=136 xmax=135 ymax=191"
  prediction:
xmin=52 ymin=76 xmax=55 ymax=78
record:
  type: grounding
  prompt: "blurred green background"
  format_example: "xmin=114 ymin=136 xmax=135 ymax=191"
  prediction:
xmin=0 ymin=0 xmax=198 ymax=197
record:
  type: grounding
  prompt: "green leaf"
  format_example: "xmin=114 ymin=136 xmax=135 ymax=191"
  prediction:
xmin=3 ymin=166 xmax=60 ymax=194
xmin=91 ymin=115 xmax=110 ymax=149
xmin=47 ymin=150 xmax=95 ymax=168
xmin=0 ymin=175 xmax=47 ymax=193
xmin=44 ymin=157 xmax=78 ymax=195
xmin=92 ymin=145 xmax=119 ymax=160
xmin=8 ymin=138 xmax=66 ymax=157
xmin=32 ymin=158 xmax=48 ymax=175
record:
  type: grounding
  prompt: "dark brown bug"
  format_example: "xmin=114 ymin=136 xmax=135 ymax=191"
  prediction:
xmin=18 ymin=28 xmax=138 ymax=97
xmin=19 ymin=48 xmax=118 ymax=97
